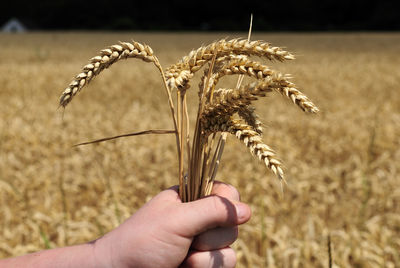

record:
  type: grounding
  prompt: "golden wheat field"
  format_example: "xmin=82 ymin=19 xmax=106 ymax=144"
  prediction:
xmin=0 ymin=32 xmax=399 ymax=267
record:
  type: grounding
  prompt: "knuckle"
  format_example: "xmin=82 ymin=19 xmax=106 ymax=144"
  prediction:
xmin=214 ymin=182 xmax=241 ymax=201
xmin=227 ymin=184 xmax=240 ymax=201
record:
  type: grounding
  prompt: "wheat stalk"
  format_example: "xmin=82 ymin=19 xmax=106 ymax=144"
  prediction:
xmin=60 ymin=28 xmax=318 ymax=202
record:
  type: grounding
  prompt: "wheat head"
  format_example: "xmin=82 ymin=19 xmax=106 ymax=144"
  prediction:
xmin=60 ymin=41 xmax=156 ymax=107
xmin=165 ymin=38 xmax=295 ymax=90
xmin=203 ymin=117 xmax=284 ymax=180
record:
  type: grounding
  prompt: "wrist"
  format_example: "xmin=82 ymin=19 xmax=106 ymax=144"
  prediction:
xmin=91 ymin=232 xmax=125 ymax=268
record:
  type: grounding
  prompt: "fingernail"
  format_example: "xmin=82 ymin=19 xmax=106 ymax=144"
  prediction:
xmin=235 ymin=203 xmax=247 ymax=221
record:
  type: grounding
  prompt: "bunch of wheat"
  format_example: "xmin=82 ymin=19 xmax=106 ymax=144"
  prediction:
xmin=59 ymin=36 xmax=318 ymax=202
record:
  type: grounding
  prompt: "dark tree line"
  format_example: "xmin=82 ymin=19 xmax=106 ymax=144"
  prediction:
xmin=1 ymin=0 xmax=399 ymax=31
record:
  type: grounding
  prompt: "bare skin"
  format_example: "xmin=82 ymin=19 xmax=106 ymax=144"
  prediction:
xmin=0 ymin=181 xmax=251 ymax=268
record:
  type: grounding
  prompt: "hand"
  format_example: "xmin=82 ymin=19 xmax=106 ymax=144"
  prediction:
xmin=93 ymin=181 xmax=252 ymax=268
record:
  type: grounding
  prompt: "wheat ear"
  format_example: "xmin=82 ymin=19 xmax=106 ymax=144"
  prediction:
xmin=165 ymin=39 xmax=295 ymax=89
xmin=204 ymin=73 xmax=319 ymax=116
xmin=59 ymin=40 xmax=180 ymax=163
xmin=60 ymin=41 xmax=156 ymax=107
xmin=203 ymin=117 xmax=284 ymax=180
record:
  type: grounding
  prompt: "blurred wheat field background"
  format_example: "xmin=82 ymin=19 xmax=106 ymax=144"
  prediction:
xmin=0 ymin=32 xmax=399 ymax=267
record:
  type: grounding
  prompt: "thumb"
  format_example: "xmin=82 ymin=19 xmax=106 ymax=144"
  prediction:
xmin=177 ymin=195 xmax=251 ymax=237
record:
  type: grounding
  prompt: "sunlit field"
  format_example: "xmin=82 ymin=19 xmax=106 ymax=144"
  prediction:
xmin=0 ymin=32 xmax=399 ymax=267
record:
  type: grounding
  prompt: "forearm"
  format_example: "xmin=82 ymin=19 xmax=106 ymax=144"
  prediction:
xmin=0 ymin=243 xmax=98 ymax=268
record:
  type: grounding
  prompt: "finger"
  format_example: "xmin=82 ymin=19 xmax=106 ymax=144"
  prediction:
xmin=211 ymin=181 xmax=240 ymax=201
xmin=178 ymin=195 xmax=251 ymax=237
xmin=191 ymin=226 xmax=238 ymax=251
xmin=180 ymin=247 xmax=236 ymax=268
